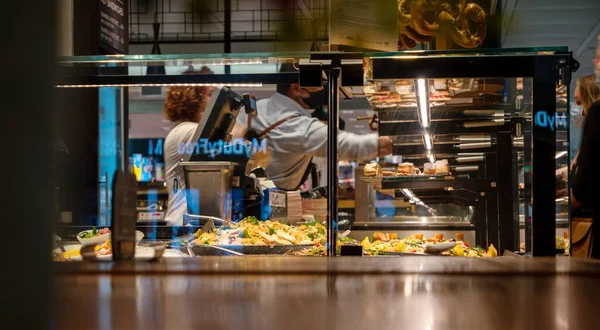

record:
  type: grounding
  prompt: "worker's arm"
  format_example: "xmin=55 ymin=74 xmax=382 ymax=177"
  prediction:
xmin=269 ymin=116 xmax=390 ymax=160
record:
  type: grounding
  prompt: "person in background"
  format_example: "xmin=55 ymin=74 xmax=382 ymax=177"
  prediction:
xmin=163 ymin=66 xmax=214 ymax=225
xmin=556 ymin=74 xmax=600 ymax=195
xmin=571 ymin=38 xmax=600 ymax=257
xmin=234 ymin=64 xmax=393 ymax=191
xmin=575 ymin=74 xmax=600 ymax=116
xmin=571 ymin=74 xmax=600 ymax=170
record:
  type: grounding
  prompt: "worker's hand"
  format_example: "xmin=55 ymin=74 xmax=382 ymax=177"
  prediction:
xmin=378 ymin=136 xmax=393 ymax=156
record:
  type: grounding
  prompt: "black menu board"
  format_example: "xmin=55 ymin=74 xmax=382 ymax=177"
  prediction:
xmin=99 ymin=0 xmax=126 ymax=53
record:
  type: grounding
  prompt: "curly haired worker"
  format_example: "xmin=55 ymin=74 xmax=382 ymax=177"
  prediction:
xmin=163 ymin=67 xmax=214 ymax=225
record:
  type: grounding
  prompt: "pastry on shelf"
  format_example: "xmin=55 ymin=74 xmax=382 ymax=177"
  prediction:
xmin=430 ymin=91 xmax=451 ymax=101
xmin=433 ymin=79 xmax=447 ymax=90
xmin=395 ymin=79 xmax=413 ymax=95
xmin=423 ymin=162 xmax=436 ymax=175
xmin=397 ymin=162 xmax=418 ymax=175
xmin=435 ymin=159 xmax=450 ymax=175
xmin=448 ymin=79 xmax=464 ymax=90
xmin=423 ymin=159 xmax=450 ymax=176
xmin=364 ymin=162 xmax=382 ymax=177
xmin=402 ymin=92 xmax=416 ymax=100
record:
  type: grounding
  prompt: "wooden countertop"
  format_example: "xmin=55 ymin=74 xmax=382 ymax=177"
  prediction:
xmin=54 ymin=255 xmax=600 ymax=275
xmin=54 ymin=257 xmax=600 ymax=330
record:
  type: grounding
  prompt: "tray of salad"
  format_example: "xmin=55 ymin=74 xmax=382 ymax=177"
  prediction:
xmin=189 ymin=217 xmax=326 ymax=255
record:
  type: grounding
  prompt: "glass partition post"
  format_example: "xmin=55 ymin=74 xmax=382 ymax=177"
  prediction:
xmin=327 ymin=67 xmax=341 ymax=257
xmin=531 ymin=56 xmax=560 ymax=256
xmin=556 ymin=75 xmax=570 ymax=254
xmin=522 ymin=78 xmax=533 ymax=253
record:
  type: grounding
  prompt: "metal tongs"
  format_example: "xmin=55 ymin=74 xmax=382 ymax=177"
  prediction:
xmin=382 ymin=241 xmax=457 ymax=256
xmin=182 ymin=214 xmax=227 ymax=227
xmin=424 ymin=242 xmax=457 ymax=255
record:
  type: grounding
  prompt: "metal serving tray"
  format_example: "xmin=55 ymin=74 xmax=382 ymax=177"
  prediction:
xmin=188 ymin=244 xmax=316 ymax=256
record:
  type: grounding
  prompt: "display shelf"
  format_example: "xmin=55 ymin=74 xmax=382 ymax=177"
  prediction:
xmin=361 ymin=174 xmax=449 ymax=185
xmin=364 ymin=46 xmax=568 ymax=59
xmin=392 ymin=144 xmax=494 ymax=155
xmin=350 ymin=222 xmax=476 ymax=231
xmin=381 ymin=178 xmax=495 ymax=192
xmin=382 ymin=174 xmax=451 ymax=181
xmin=379 ymin=120 xmax=513 ymax=135
xmin=57 ymin=51 xmax=313 ymax=65
xmin=377 ymin=105 xmax=530 ymax=119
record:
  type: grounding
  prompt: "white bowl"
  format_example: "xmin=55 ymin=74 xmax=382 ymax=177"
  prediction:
xmin=76 ymin=230 xmax=111 ymax=246
xmin=76 ymin=230 xmax=145 ymax=246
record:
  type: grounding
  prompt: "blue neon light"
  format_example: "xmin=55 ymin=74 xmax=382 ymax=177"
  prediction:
xmin=534 ymin=111 xmax=568 ymax=131
xmin=178 ymin=138 xmax=268 ymax=158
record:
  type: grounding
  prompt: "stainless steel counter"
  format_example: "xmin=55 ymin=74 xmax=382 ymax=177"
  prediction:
xmin=54 ymin=257 xmax=600 ymax=329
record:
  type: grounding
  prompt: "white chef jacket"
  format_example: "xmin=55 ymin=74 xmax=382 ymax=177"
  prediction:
xmin=164 ymin=121 xmax=197 ymax=225
xmin=236 ymin=93 xmax=379 ymax=190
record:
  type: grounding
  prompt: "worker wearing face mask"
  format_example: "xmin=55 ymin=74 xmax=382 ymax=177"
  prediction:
xmin=233 ymin=64 xmax=393 ymax=191
xmin=556 ymin=75 xmax=599 ymax=191
xmin=571 ymin=75 xmax=600 ymax=169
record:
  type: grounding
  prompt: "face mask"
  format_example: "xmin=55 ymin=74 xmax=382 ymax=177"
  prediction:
xmin=571 ymin=104 xmax=586 ymax=128
xmin=302 ymin=88 xmax=328 ymax=110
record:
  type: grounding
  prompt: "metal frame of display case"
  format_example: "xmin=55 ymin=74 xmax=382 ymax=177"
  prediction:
xmin=367 ymin=50 xmax=578 ymax=256
xmin=56 ymin=48 xmax=578 ymax=257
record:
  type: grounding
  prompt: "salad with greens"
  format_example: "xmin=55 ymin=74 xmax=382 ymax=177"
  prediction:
xmin=78 ymin=227 xmax=111 ymax=239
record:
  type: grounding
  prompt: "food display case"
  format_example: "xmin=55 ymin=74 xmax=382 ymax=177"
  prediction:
xmin=53 ymin=48 xmax=577 ymax=260
xmin=356 ymin=47 xmax=577 ymax=256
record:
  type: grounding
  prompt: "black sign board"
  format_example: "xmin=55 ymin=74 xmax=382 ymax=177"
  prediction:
xmin=99 ymin=0 xmax=126 ymax=54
